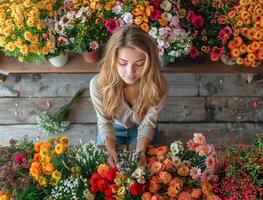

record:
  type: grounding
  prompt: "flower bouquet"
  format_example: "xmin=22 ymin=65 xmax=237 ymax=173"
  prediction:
xmin=142 ymin=133 xmax=220 ymax=199
xmin=0 ymin=0 xmax=56 ymax=63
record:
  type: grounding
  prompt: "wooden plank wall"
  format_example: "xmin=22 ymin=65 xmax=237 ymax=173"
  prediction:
xmin=0 ymin=73 xmax=262 ymax=146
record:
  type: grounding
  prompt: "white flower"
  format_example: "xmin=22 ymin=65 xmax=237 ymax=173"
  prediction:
xmin=112 ymin=3 xmax=123 ymax=14
xmin=161 ymin=12 xmax=172 ymax=21
xmin=149 ymin=27 xmax=158 ymax=38
xmin=122 ymin=12 xmax=133 ymax=25
xmin=170 ymin=142 xmax=180 ymax=154
xmin=160 ymin=0 xmax=172 ymax=11
xmin=170 ymin=16 xmax=180 ymax=27
xmin=157 ymin=38 xmax=165 ymax=47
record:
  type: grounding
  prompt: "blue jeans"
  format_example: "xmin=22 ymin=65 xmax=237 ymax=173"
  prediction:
xmin=96 ymin=123 xmax=138 ymax=145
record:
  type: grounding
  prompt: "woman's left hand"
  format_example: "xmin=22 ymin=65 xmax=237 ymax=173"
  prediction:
xmin=137 ymin=151 xmax=147 ymax=167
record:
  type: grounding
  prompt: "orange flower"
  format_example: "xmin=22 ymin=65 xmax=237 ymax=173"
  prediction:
xmin=254 ymin=31 xmax=262 ymax=41
xmin=42 ymin=162 xmax=54 ymax=175
xmin=240 ymin=27 xmax=249 ymax=37
xmin=105 ymin=2 xmax=113 ymax=11
xmin=247 ymin=44 xmax=254 ymax=53
xmin=178 ymin=165 xmax=190 ymax=176
xmin=228 ymin=40 xmax=236 ymax=49
xmin=227 ymin=10 xmax=236 ymax=19
xmin=134 ymin=16 xmax=143 ymax=25
xmin=240 ymin=11 xmax=250 ymax=20
xmin=142 ymin=14 xmax=149 ymax=23
xmin=157 ymin=155 xmax=166 ymax=162
xmin=97 ymin=164 xmax=109 ymax=177
xmin=59 ymin=136 xmax=69 ymax=145
xmin=239 ymin=44 xmax=247 ymax=54
xmin=30 ymin=166 xmax=41 ymax=178
xmin=151 ymin=194 xmax=162 ymax=200
xmin=156 ymin=146 xmax=168 ymax=156
xmin=163 ymin=158 xmax=174 ymax=170
xmin=230 ymin=48 xmax=240 ymax=58
xmin=40 ymin=142 xmax=52 ymax=151
xmin=145 ymin=6 xmax=154 ymax=17
xmin=200 ymin=179 xmax=213 ymax=196
xmin=247 ymin=53 xmax=256 ymax=62
xmin=142 ymin=192 xmax=152 ymax=200
xmin=34 ymin=153 xmax=41 ymax=162
xmin=170 ymin=177 xmax=184 ymax=188
xmin=150 ymin=161 xmax=163 ymax=174
xmin=55 ymin=144 xmax=65 ymax=154
xmin=0 ymin=195 xmax=10 ymax=200
xmin=147 ymin=156 xmax=157 ymax=168
xmin=191 ymin=188 xmax=202 ymax=199
xmin=236 ymin=57 xmax=244 ymax=65
xmin=132 ymin=8 xmax=144 ymax=16
xmin=167 ymin=185 xmax=181 ymax=197
xmin=234 ymin=36 xmax=243 ymax=48
xmin=178 ymin=191 xmax=192 ymax=200
xmin=141 ymin=23 xmax=149 ymax=32
xmin=252 ymin=41 xmax=260 ymax=50
xmin=147 ymin=146 xmax=157 ymax=156
xmin=159 ymin=18 xmax=168 ymax=26
xmin=159 ymin=171 xmax=172 ymax=184
xmin=34 ymin=141 xmax=43 ymax=152
xmin=149 ymin=179 xmax=161 ymax=193
xmin=255 ymin=8 xmax=263 ymax=15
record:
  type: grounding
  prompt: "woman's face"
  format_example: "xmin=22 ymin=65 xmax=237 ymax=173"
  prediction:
xmin=116 ymin=47 xmax=146 ymax=86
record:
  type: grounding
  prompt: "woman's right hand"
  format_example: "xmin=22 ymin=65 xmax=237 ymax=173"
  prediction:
xmin=105 ymin=137 xmax=119 ymax=168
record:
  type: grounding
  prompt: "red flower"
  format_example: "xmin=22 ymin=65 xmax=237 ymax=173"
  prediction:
xmin=151 ymin=0 xmax=161 ymax=8
xmin=91 ymin=184 xmax=99 ymax=193
xmin=189 ymin=47 xmax=199 ymax=59
xmin=97 ymin=179 xmax=110 ymax=192
xmin=90 ymin=172 xmax=101 ymax=185
xmin=14 ymin=153 xmax=26 ymax=165
xmin=150 ymin=9 xmax=161 ymax=21
xmin=186 ymin=10 xmax=196 ymax=22
xmin=105 ymin=168 xmax=118 ymax=182
xmin=105 ymin=197 xmax=116 ymax=200
xmin=105 ymin=19 xmax=120 ymax=33
xmin=211 ymin=47 xmax=224 ymax=57
xmin=104 ymin=188 xmax=112 ymax=197
xmin=191 ymin=15 xmax=205 ymax=29
xmin=129 ymin=182 xmax=143 ymax=196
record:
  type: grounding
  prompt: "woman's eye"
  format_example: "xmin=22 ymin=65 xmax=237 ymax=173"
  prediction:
xmin=119 ymin=62 xmax=127 ymax=66
xmin=136 ymin=63 xmax=144 ymax=67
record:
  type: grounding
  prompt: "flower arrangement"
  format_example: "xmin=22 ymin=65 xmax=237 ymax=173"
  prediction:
xmin=214 ymin=136 xmax=263 ymax=199
xmin=224 ymin=0 xmax=263 ymax=67
xmin=0 ymin=137 xmax=35 ymax=200
xmin=29 ymin=136 xmax=70 ymax=188
xmin=36 ymin=87 xmax=86 ymax=135
xmin=142 ymin=133 xmax=220 ymax=199
xmin=0 ymin=0 xmax=56 ymax=62
xmin=180 ymin=0 xmax=238 ymax=63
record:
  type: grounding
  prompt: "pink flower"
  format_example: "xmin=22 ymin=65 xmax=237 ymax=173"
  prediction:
xmin=211 ymin=47 xmax=224 ymax=57
xmin=14 ymin=153 xmax=26 ymax=165
xmin=64 ymin=1 xmax=74 ymax=11
xmin=195 ymin=145 xmax=209 ymax=156
xmin=105 ymin=19 xmax=120 ymax=33
xmin=191 ymin=15 xmax=205 ymax=29
xmin=206 ymin=155 xmax=216 ymax=169
xmin=189 ymin=47 xmax=199 ymax=59
xmin=193 ymin=133 xmax=206 ymax=145
xmin=219 ymin=15 xmax=227 ymax=24
xmin=186 ymin=10 xmax=196 ymax=22
xmin=151 ymin=0 xmax=162 ymax=8
xmin=150 ymin=9 xmax=161 ymax=21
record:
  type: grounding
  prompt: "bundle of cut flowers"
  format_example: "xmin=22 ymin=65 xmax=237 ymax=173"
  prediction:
xmin=214 ymin=135 xmax=263 ymax=199
xmin=36 ymin=87 xmax=86 ymax=135
xmin=142 ymin=133 xmax=220 ymax=199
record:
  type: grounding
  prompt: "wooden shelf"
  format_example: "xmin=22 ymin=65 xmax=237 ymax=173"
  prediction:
xmin=0 ymin=54 xmax=262 ymax=74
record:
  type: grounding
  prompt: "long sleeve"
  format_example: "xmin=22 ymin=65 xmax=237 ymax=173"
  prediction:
xmin=89 ymin=75 xmax=116 ymax=142
xmin=137 ymin=95 xmax=167 ymax=141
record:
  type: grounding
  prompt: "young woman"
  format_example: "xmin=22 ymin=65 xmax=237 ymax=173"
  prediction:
xmin=89 ymin=25 xmax=168 ymax=168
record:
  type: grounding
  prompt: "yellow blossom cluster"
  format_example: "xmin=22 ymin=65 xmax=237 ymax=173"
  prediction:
xmin=71 ymin=0 xmax=104 ymax=10
xmin=227 ymin=0 xmax=263 ymax=67
xmin=29 ymin=136 xmax=69 ymax=187
xmin=0 ymin=0 xmax=55 ymax=62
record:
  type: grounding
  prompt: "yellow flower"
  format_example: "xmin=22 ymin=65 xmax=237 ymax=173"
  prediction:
xmin=37 ymin=21 xmax=44 ymax=30
xmin=55 ymin=143 xmax=66 ymax=154
xmin=236 ymin=57 xmax=244 ymax=65
xmin=59 ymin=136 xmax=69 ymax=145
xmin=50 ymin=177 xmax=59 ymax=186
xmin=24 ymin=31 xmax=33 ymax=41
xmin=239 ymin=44 xmax=247 ymax=54
xmin=6 ymin=42 xmax=16 ymax=51
xmin=31 ymin=36 xmax=39 ymax=44
xmin=40 ymin=148 xmax=49 ymax=158
xmin=23 ymin=0 xmax=32 ymax=8
xmin=20 ymin=44 xmax=29 ymax=54
xmin=42 ymin=162 xmax=54 ymax=175
xmin=46 ymin=4 xmax=53 ymax=11
xmin=117 ymin=186 xmax=126 ymax=196
xmin=18 ymin=57 xmax=24 ymax=62
xmin=52 ymin=170 xmax=62 ymax=180
xmin=0 ymin=37 xmax=6 ymax=46
xmin=247 ymin=53 xmax=256 ymax=62
xmin=45 ymin=41 xmax=54 ymax=50
xmin=29 ymin=44 xmax=38 ymax=53
xmin=26 ymin=18 xmax=35 ymax=27
xmin=38 ymin=176 xmax=48 ymax=187
xmin=40 ymin=155 xmax=51 ymax=163
xmin=41 ymin=46 xmax=49 ymax=55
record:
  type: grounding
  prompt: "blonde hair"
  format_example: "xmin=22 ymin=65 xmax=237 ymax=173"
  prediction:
xmin=98 ymin=25 xmax=168 ymax=122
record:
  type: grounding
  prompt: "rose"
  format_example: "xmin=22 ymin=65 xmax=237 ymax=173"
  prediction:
xmin=156 ymin=146 xmax=168 ymax=156
xmin=149 ymin=179 xmax=161 ymax=193
xmin=90 ymin=172 xmax=101 ymax=185
xmin=150 ymin=161 xmax=163 ymax=174
xmin=105 ymin=168 xmax=118 ymax=182
xmin=178 ymin=165 xmax=190 ymax=177
xmin=191 ymin=188 xmax=202 ymax=199
xmin=129 ymin=182 xmax=143 ymax=196
xmin=159 ymin=171 xmax=172 ymax=184
xmin=178 ymin=191 xmax=192 ymax=200
xmin=142 ymin=192 xmax=152 ymax=200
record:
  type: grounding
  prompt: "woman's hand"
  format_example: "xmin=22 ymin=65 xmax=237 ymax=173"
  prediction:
xmin=137 ymin=151 xmax=147 ymax=167
xmin=105 ymin=137 xmax=119 ymax=168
